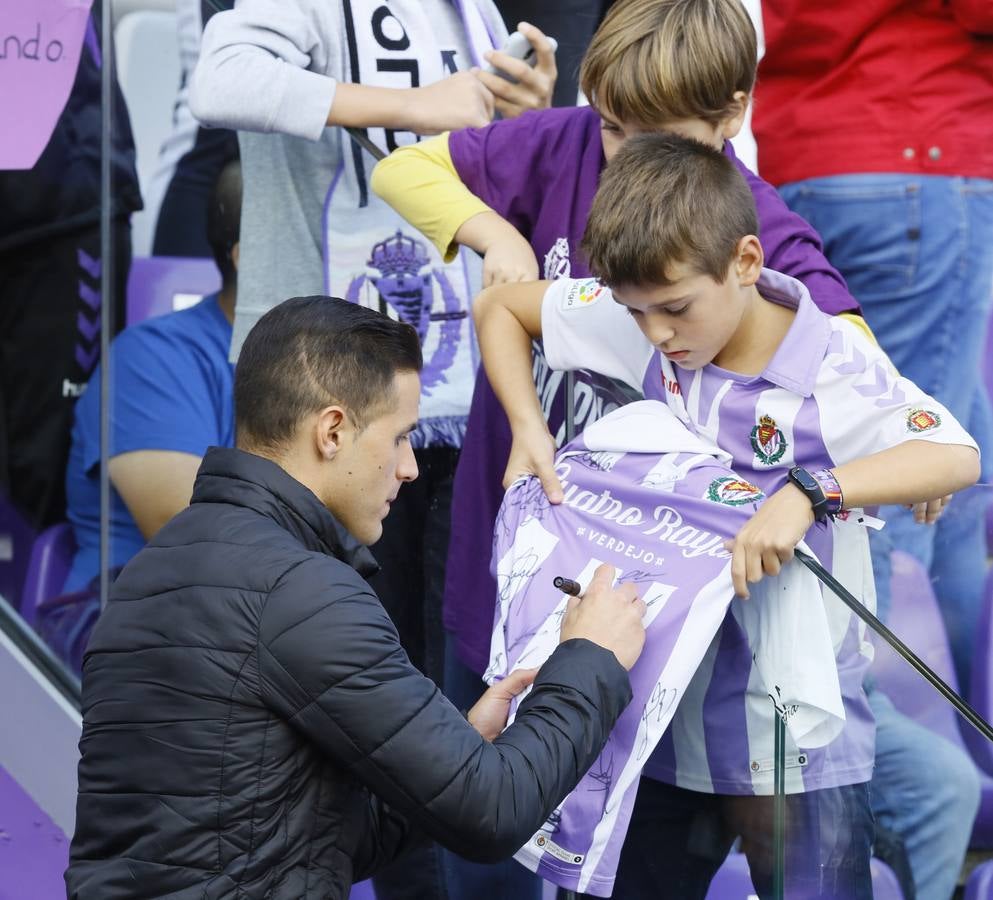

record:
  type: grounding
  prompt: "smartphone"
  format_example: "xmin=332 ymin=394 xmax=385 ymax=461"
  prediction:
xmin=483 ymin=30 xmax=557 ymax=82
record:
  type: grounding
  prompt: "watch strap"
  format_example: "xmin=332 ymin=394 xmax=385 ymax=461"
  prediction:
xmin=811 ymin=468 xmax=844 ymax=518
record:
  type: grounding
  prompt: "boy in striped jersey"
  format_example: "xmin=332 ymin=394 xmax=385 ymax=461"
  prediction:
xmin=473 ymin=131 xmax=980 ymax=898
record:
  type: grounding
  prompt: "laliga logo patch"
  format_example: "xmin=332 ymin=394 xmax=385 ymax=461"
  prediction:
xmin=563 ymin=278 xmax=604 ymax=311
xmin=750 ymin=414 xmax=787 ymax=465
xmin=906 ymin=408 xmax=941 ymax=433
xmin=706 ymin=476 xmax=765 ymax=506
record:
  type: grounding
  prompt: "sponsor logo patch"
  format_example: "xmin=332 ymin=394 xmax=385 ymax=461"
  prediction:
xmin=706 ymin=476 xmax=766 ymax=506
xmin=906 ymin=408 xmax=941 ymax=433
xmin=750 ymin=414 xmax=787 ymax=465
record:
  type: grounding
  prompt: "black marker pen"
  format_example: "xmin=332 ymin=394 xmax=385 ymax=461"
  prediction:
xmin=553 ymin=576 xmax=583 ymax=597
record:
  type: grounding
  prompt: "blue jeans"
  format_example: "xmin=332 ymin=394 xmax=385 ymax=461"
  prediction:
xmin=442 ymin=637 xmax=544 ymax=900
xmin=781 ymin=174 xmax=993 ymax=900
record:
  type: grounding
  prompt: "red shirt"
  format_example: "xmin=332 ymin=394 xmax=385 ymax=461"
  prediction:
xmin=754 ymin=0 xmax=993 ymax=185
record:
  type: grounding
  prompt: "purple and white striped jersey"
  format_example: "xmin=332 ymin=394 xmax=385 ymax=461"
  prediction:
xmin=539 ymin=268 xmax=977 ymax=799
xmin=488 ymin=401 xmax=848 ymax=896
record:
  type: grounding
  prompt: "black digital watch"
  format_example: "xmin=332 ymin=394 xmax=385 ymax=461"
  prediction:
xmin=787 ymin=465 xmax=829 ymax=522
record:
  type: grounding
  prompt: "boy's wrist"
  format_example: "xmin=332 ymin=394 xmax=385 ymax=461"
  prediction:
xmin=786 ymin=466 xmax=843 ymax=521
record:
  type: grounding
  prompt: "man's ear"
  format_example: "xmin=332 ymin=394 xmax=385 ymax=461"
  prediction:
xmin=315 ymin=405 xmax=350 ymax=461
xmin=719 ymin=91 xmax=750 ymax=141
xmin=735 ymin=234 xmax=764 ymax=286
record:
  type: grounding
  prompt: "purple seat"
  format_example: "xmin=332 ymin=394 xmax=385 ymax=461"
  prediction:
xmin=874 ymin=551 xmax=993 ymax=848
xmin=0 ymin=498 xmax=37 ymax=614
xmin=126 ymin=256 xmax=221 ymax=326
xmin=966 ymin=567 xmax=993 ymax=777
xmin=702 ymin=852 xmax=904 ymax=899
xmin=20 ymin=523 xmax=75 ymax=629
xmin=967 ymin=859 xmax=993 ymax=899
xmin=705 ymin=852 xmax=753 ymax=899
xmin=349 ymin=880 xmax=375 ymax=900
xmin=984 ymin=315 xmax=993 ymax=554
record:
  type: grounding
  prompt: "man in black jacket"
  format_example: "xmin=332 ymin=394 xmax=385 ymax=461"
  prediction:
xmin=67 ymin=296 xmax=645 ymax=899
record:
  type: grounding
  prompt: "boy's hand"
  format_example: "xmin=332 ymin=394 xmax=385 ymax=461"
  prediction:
xmin=405 ymin=72 xmax=495 ymax=134
xmin=560 ymin=564 xmax=646 ymax=670
xmin=483 ymin=233 xmax=540 ymax=286
xmin=476 ymin=22 xmax=556 ymax=119
xmin=505 ymin=422 xmax=563 ymax=502
xmin=723 ymin=484 xmax=815 ymax=598
xmin=908 ymin=494 xmax=951 ymax=524
xmin=467 ymin=667 xmax=537 ymax=741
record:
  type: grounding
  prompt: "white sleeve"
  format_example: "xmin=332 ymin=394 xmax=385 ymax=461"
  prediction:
xmin=818 ymin=318 xmax=979 ymax=465
xmin=540 ymin=278 xmax=654 ymax=393
xmin=190 ymin=0 xmax=338 ymax=141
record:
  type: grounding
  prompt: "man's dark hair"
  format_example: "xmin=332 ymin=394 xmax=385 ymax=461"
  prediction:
xmin=207 ymin=160 xmax=242 ymax=287
xmin=581 ymin=132 xmax=759 ymax=287
xmin=235 ymin=297 xmax=422 ymax=452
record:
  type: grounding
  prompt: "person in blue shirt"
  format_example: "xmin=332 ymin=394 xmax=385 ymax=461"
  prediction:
xmin=63 ymin=160 xmax=241 ymax=595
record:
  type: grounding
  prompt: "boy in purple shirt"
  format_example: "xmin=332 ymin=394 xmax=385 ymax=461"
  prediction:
xmin=372 ymin=0 xmax=863 ymax=681
xmin=472 ymin=132 xmax=979 ymax=897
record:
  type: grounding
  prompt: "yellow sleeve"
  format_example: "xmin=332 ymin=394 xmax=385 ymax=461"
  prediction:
xmin=371 ymin=133 xmax=494 ymax=263
xmin=838 ymin=311 xmax=901 ymax=373
xmin=837 ymin=312 xmax=877 ymax=345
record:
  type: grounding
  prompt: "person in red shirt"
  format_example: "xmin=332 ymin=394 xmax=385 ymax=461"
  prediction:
xmin=754 ymin=4 xmax=993 ymax=899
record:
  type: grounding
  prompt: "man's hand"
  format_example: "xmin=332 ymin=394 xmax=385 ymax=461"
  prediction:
xmin=475 ymin=22 xmax=556 ymax=119
xmin=560 ymin=564 xmax=646 ymax=670
xmin=505 ymin=423 xmax=563 ymax=501
xmin=404 ymin=72 xmax=495 ymax=134
xmin=468 ymin=667 xmax=537 ymax=741
xmin=909 ymin=494 xmax=951 ymax=524
xmin=482 ymin=233 xmax=540 ymax=286
xmin=723 ymin=484 xmax=815 ymax=599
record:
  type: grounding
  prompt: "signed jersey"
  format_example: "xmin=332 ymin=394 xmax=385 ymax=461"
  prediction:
xmin=487 ymin=401 xmax=850 ymax=896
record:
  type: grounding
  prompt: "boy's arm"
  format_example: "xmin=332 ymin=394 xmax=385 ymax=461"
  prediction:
xmin=473 ymin=281 xmax=563 ymax=500
xmin=726 ymin=321 xmax=980 ymax=597
xmin=474 ymin=277 xmax=654 ymax=497
xmin=190 ymin=1 xmax=493 ymax=140
xmin=727 ymin=440 xmax=979 ymax=597
xmin=372 ymin=135 xmax=539 ymax=284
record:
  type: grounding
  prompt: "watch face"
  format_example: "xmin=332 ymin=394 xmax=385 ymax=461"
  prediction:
xmin=790 ymin=467 xmax=819 ymax=492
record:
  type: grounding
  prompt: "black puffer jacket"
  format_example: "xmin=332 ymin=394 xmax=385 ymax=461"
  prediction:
xmin=67 ymin=447 xmax=631 ymax=898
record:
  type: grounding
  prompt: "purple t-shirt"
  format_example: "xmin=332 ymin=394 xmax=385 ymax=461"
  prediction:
xmin=446 ymin=105 xmax=861 ymax=674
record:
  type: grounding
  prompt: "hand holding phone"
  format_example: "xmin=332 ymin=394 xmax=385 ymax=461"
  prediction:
xmin=484 ymin=30 xmax=558 ymax=83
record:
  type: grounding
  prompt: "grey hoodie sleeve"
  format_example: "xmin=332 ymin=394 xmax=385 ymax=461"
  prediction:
xmin=189 ymin=0 xmax=338 ymax=141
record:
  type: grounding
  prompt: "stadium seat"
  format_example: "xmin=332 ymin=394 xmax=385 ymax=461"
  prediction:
xmin=349 ymin=880 xmax=375 ymax=900
xmin=19 ymin=523 xmax=75 ymax=629
xmin=0 ymin=499 xmax=37 ymax=615
xmin=985 ymin=315 xmax=993 ymax=556
xmin=702 ymin=851 xmax=904 ymax=899
xmin=705 ymin=853 xmax=754 ymax=898
xmin=967 ymin=859 xmax=993 ymax=899
xmin=126 ymin=256 xmax=221 ymax=326
xmin=874 ymin=551 xmax=993 ymax=847
xmin=966 ymin=567 xmax=993 ymax=777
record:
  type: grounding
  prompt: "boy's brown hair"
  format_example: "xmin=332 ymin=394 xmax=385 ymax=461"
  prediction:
xmin=581 ymin=132 xmax=759 ymax=288
xmin=580 ymin=0 xmax=757 ymax=126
